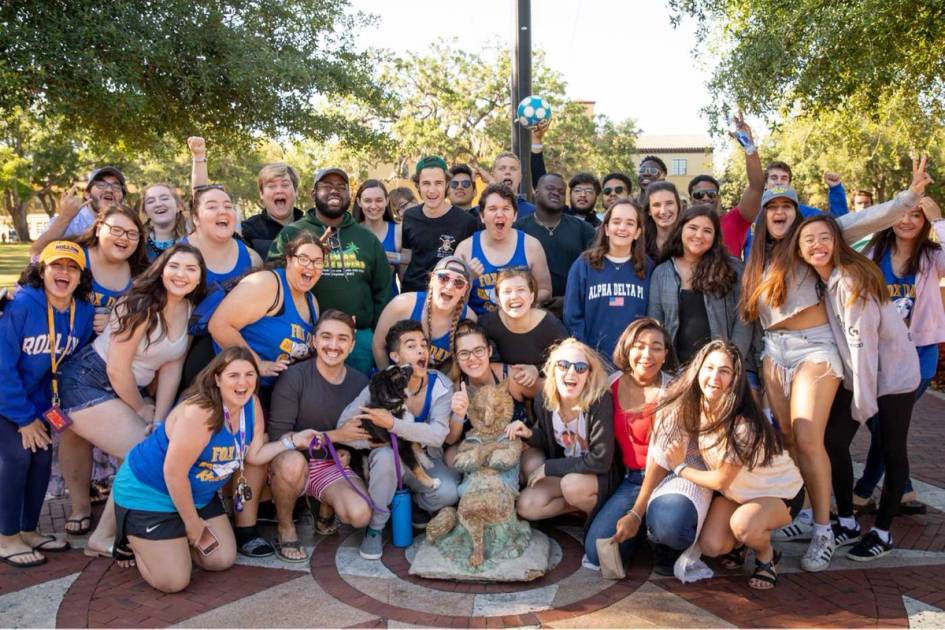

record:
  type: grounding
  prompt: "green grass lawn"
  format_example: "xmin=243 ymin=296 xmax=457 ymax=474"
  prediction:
xmin=0 ymin=244 xmax=30 ymax=288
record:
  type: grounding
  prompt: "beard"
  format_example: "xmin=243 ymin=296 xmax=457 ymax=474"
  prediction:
xmin=315 ymin=194 xmax=349 ymax=219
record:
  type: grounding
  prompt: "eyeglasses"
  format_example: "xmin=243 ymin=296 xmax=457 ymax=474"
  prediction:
xmin=433 ymin=271 xmax=468 ymax=290
xmin=193 ymin=184 xmax=226 ymax=193
xmin=639 ymin=166 xmax=662 ymax=176
xmin=602 ymin=186 xmax=626 ymax=196
xmin=691 ymin=190 xmax=719 ymax=200
xmin=292 ymin=253 xmax=325 ymax=269
xmin=316 ymin=182 xmax=348 ymax=193
xmin=91 ymin=181 xmax=123 ymax=192
xmin=571 ymin=186 xmax=596 ymax=196
xmin=102 ymin=223 xmax=140 ymax=241
xmin=555 ymin=359 xmax=590 ymax=374
xmin=449 ymin=180 xmax=473 ymax=190
xmin=800 ymin=234 xmax=835 ymax=246
xmin=456 ymin=346 xmax=489 ymax=361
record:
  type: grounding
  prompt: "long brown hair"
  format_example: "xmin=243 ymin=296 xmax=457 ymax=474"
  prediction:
xmin=112 ymin=243 xmax=207 ymax=348
xmin=74 ymin=205 xmax=149 ymax=276
xmin=352 ymin=179 xmax=393 ymax=223
xmin=790 ymin=215 xmax=887 ymax=306
xmin=662 ymin=204 xmax=738 ymax=296
xmin=138 ymin=183 xmax=188 ymax=239
xmin=643 ymin=181 xmax=681 ymax=261
xmin=181 ymin=346 xmax=260 ymax=433
xmin=585 ymin=200 xmax=647 ymax=278
xmin=865 ymin=208 xmax=941 ymax=277
xmin=739 ymin=198 xmax=801 ymax=321
xmin=658 ymin=340 xmax=781 ymax=469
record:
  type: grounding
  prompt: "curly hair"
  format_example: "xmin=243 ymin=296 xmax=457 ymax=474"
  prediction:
xmin=661 ymin=204 xmax=738 ymax=296
xmin=18 ymin=261 xmax=93 ymax=303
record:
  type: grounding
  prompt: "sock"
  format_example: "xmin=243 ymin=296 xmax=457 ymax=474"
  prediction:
xmin=838 ymin=516 xmax=858 ymax=531
xmin=813 ymin=522 xmax=832 ymax=537
xmin=798 ymin=508 xmax=813 ymax=524
xmin=367 ymin=527 xmax=382 ymax=536
xmin=871 ymin=527 xmax=891 ymax=544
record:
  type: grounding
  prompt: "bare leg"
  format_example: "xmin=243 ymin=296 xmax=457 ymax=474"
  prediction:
xmin=698 ymin=495 xmax=739 ymax=558
xmin=321 ymin=478 xmax=372 ymax=529
xmin=559 ymin=473 xmax=598 ymax=513
xmin=59 ymin=430 xmax=93 ymax=532
xmin=191 ymin=514 xmax=237 ymax=572
xmin=269 ymin=451 xmax=307 ymax=561
xmin=730 ymin=497 xmax=791 ymax=563
xmin=233 ymin=462 xmax=268 ymax=528
xmin=517 ymin=477 xmax=572 ymax=520
xmin=128 ymin=536 xmax=193 ymax=593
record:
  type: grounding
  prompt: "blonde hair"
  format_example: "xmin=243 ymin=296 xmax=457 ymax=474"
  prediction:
xmin=256 ymin=163 xmax=299 ymax=195
xmin=541 ymin=338 xmax=609 ymax=414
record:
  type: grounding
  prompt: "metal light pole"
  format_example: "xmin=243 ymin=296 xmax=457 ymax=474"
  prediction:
xmin=511 ymin=0 xmax=532 ymax=200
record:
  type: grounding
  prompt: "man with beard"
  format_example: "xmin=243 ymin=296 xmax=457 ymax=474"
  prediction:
xmin=515 ymin=173 xmax=596 ymax=318
xmin=29 ymin=166 xmax=126 ymax=256
xmin=566 ymin=173 xmax=602 ymax=227
xmin=189 ymin=137 xmax=304 ymax=259
xmin=400 ymin=156 xmax=479 ymax=292
xmin=269 ymin=168 xmax=391 ymax=375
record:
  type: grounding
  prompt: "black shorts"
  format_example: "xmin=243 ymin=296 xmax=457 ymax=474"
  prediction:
xmin=115 ymin=494 xmax=226 ymax=548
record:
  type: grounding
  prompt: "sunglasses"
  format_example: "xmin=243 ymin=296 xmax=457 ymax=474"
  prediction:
xmin=434 ymin=271 xmax=468 ymax=290
xmin=639 ymin=166 xmax=662 ymax=176
xmin=602 ymin=185 xmax=626 ymax=196
xmin=692 ymin=190 xmax=719 ymax=200
xmin=193 ymin=184 xmax=226 ymax=193
xmin=449 ymin=180 xmax=473 ymax=189
xmin=555 ymin=359 xmax=590 ymax=374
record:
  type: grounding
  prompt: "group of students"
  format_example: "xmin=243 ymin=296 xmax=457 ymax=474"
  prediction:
xmin=0 ymin=128 xmax=942 ymax=598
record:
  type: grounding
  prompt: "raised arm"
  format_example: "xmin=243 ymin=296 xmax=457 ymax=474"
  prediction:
xmin=734 ymin=113 xmax=764 ymax=224
xmin=29 ymin=190 xmax=84 ymax=257
xmin=188 ymin=137 xmax=209 ymax=190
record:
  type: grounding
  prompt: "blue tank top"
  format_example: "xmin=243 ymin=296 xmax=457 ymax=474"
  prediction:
xmin=224 ymin=268 xmax=317 ymax=387
xmin=467 ymin=230 xmax=529 ymax=315
xmin=124 ymin=400 xmax=256 ymax=510
xmin=381 ymin=222 xmax=400 ymax=298
xmin=181 ymin=237 xmax=253 ymax=286
xmin=83 ymin=246 xmax=132 ymax=309
xmin=409 ymin=292 xmax=469 ymax=369
xmin=415 ymin=375 xmax=436 ymax=423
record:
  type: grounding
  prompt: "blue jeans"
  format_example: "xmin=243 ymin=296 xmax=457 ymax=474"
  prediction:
xmin=853 ymin=379 xmax=929 ymax=499
xmin=646 ymin=493 xmax=698 ymax=551
xmin=0 ymin=416 xmax=51 ymax=535
xmin=584 ymin=470 xmax=644 ymax=566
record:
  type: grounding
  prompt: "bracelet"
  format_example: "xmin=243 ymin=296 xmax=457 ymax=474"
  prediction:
xmin=192 ymin=157 xmax=208 ymax=163
xmin=530 ymin=143 xmax=543 ymax=152
xmin=450 ymin=412 xmax=466 ymax=425
xmin=391 ymin=252 xmax=402 ymax=265
xmin=673 ymin=462 xmax=688 ymax=477
xmin=281 ymin=433 xmax=295 ymax=450
xmin=628 ymin=509 xmax=643 ymax=523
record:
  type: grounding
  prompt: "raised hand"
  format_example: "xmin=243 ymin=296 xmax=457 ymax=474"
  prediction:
xmin=59 ymin=187 xmax=84 ymax=220
xmin=824 ymin=171 xmax=842 ymax=187
xmin=918 ymin=195 xmax=942 ymax=222
xmin=910 ymin=154 xmax=934 ymax=196
xmin=187 ymin=136 xmax=207 ymax=158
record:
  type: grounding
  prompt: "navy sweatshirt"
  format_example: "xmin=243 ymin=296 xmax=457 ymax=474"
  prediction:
xmin=564 ymin=255 xmax=652 ymax=359
xmin=0 ymin=286 xmax=94 ymax=426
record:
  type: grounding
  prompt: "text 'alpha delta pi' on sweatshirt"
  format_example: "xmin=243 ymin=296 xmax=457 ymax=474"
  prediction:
xmin=0 ymin=285 xmax=94 ymax=426
xmin=564 ymin=254 xmax=652 ymax=359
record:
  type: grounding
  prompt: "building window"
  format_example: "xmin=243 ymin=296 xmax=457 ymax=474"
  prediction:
xmin=671 ymin=159 xmax=688 ymax=176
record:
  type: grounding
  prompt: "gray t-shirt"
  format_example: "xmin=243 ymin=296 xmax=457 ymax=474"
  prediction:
xmin=268 ymin=359 xmax=369 ymax=454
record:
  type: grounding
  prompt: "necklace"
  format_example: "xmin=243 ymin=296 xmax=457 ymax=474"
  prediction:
xmin=532 ymin=214 xmax=561 ymax=237
xmin=407 ymin=375 xmax=427 ymax=397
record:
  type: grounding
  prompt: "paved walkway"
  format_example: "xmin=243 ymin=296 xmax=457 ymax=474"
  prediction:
xmin=2 ymin=392 xmax=944 ymax=628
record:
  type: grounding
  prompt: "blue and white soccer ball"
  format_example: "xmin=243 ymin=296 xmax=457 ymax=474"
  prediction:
xmin=516 ymin=95 xmax=552 ymax=129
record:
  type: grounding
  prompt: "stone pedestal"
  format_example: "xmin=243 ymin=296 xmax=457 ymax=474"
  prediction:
xmin=409 ymin=529 xmax=552 ymax=582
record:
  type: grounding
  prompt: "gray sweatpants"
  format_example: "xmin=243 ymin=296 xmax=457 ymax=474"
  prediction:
xmin=367 ymin=446 xmax=459 ymax=531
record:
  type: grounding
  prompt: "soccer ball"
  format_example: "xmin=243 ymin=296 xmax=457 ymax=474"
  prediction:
xmin=516 ymin=95 xmax=552 ymax=129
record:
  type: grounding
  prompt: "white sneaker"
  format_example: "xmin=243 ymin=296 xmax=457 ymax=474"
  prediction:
xmin=801 ymin=531 xmax=836 ymax=572
xmin=773 ymin=516 xmax=814 ymax=542
xmin=581 ymin=554 xmax=600 ymax=571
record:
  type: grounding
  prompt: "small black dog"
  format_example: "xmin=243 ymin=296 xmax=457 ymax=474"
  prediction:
xmin=361 ymin=364 xmax=440 ymax=490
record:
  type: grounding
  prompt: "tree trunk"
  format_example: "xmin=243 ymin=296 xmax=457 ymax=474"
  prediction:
xmin=10 ymin=200 xmax=32 ymax=242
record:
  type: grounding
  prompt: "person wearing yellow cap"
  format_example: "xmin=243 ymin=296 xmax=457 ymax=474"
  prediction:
xmin=0 ymin=242 xmax=94 ymax=568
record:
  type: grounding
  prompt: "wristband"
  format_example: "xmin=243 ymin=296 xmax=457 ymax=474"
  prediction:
xmin=673 ymin=462 xmax=688 ymax=476
xmin=192 ymin=157 xmax=208 ymax=163
xmin=281 ymin=433 xmax=295 ymax=450
xmin=628 ymin=509 xmax=642 ymax=523
xmin=530 ymin=143 xmax=543 ymax=152
xmin=450 ymin=412 xmax=466 ymax=425
xmin=392 ymin=252 xmax=402 ymax=265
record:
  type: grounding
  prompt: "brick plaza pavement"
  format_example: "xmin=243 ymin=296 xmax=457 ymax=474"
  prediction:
xmin=2 ymin=392 xmax=944 ymax=628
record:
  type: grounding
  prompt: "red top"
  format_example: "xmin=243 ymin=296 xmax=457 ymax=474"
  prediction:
xmin=611 ymin=380 xmax=656 ymax=471
xmin=720 ymin=206 xmax=752 ymax=258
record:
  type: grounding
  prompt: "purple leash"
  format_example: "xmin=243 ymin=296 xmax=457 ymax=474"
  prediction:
xmin=390 ymin=433 xmax=405 ymax=491
xmin=309 ymin=433 xmax=388 ymax=514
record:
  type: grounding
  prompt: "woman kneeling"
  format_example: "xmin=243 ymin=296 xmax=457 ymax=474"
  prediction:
xmin=661 ymin=340 xmax=802 ymax=590
xmin=111 ymin=347 xmax=314 ymax=593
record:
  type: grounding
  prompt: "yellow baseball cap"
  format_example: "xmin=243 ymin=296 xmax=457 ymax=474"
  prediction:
xmin=39 ymin=241 xmax=87 ymax=270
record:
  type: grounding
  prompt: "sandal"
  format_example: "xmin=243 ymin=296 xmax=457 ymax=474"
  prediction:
xmin=90 ymin=481 xmax=111 ymax=506
xmin=274 ymin=539 xmax=309 ymax=563
xmin=64 ymin=516 xmax=92 ymax=536
xmin=748 ymin=550 xmax=781 ymax=590
xmin=718 ymin=545 xmax=746 ymax=571
xmin=314 ymin=514 xmax=338 ymax=536
xmin=31 ymin=534 xmax=71 ymax=553
xmin=113 ymin=543 xmax=136 ymax=569
xmin=0 ymin=550 xmax=46 ymax=568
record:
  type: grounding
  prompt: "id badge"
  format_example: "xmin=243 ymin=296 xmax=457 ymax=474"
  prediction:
xmin=43 ymin=406 xmax=73 ymax=433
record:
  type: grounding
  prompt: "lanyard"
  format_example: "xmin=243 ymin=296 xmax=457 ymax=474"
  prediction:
xmin=47 ymin=300 xmax=75 ymax=408
xmin=224 ymin=405 xmax=247 ymax=474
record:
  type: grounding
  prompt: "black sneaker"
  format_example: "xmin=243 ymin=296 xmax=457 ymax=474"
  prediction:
xmin=846 ymin=530 xmax=893 ymax=562
xmin=832 ymin=521 xmax=862 ymax=548
xmin=651 ymin=543 xmax=680 ymax=577
xmin=412 ymin=508 xmax=431 ymax=529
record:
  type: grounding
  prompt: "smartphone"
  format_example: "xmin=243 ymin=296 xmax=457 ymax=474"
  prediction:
xmin=197 ymin=526 xmax=220 ymax=556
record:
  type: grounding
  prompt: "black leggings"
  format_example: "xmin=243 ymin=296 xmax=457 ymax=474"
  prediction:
xmin=825 ymin=387 xmax=915 ymax=531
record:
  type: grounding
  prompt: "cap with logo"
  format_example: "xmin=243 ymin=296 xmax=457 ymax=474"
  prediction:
xmin=761 ymin=185 xmax=800 ymax=208
xmin=40 ymin=241 xmax=87 ymax=270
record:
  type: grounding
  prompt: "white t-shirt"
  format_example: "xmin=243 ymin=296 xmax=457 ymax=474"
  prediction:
xmin=44 ymin=206 xmax=97 ymax=239
xmin=552 ymin=410 xmax=588 ymax=458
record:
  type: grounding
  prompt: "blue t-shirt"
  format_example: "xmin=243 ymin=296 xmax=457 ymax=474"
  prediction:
xmin=122 ymin=400 xmax=256 ymax=511
xmin=409 ymin=292 xmax=469 ymax=370
xmin=83 ymin=247 xmax=131 ymax=309
xmin=880 ymin=249 xmax=939 ymax=380
xmin=467 ymin=229 xmax=529 ymax=315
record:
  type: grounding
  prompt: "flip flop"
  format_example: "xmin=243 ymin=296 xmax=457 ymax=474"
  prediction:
xmin=0 ymin=550 xmax=47 ymax=568
xmin=274 ymin=539 xmax=309 ymax=564
xmin=32 ymin=534 xmax=71 ymax=552
xmin=64 ymin=516 xmax=92 ymax=536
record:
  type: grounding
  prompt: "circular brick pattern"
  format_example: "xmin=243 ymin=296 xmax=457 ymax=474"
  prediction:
xmin=310 ymin=525 xmax=652 ymax=626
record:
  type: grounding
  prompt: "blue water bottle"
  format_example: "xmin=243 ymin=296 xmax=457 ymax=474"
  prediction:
xmin=389 ymin=433 xmax=414 ymax=548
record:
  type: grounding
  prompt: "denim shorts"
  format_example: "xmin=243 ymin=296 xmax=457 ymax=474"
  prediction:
xmin=58 ymin=344 xmax=118 ymax=414
xmin=762 ymin=323 xmax=843 ymax=398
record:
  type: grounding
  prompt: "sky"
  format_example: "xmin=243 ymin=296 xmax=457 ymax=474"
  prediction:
xmin=352 ymin=0 xmax=715 ymax=136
